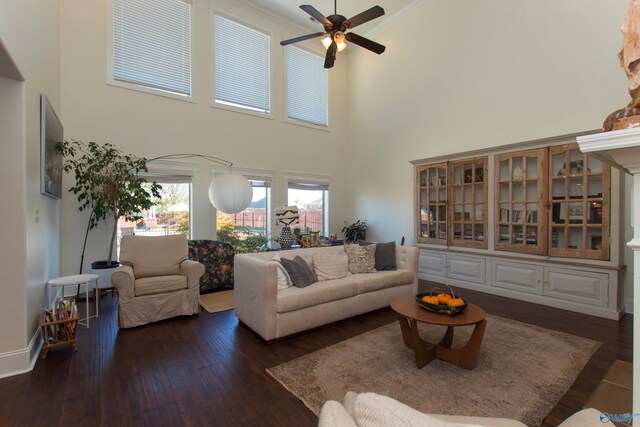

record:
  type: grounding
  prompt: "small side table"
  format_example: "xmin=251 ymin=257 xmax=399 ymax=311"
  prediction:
xmin=48 ymin=274 xmax=99 ymax=328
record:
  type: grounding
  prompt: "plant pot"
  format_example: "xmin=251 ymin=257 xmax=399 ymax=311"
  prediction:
xmin=90 ymin=260 xmax=120 ymax=291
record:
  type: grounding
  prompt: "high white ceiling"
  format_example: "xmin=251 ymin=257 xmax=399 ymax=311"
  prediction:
xmin=246 ymin=0 xmax=415 ymax=33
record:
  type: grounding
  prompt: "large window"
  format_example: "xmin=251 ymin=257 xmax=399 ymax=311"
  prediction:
xmin=213 ymin=14 xmax=270 ymax=114
xmin=287 ymin=46 xmax=328 ymax=127
xmin=287 ymin=181 xmax=329 ymax=235
xmin=117 ymin=175 xmax=192 ymax=255
xmin=217 ymin=178 xmax=272 ymax=253
xmin=112 ymin=0 xmax=192 ymax=96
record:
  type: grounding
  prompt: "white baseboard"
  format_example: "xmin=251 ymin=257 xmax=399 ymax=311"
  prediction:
xmin=0 ymin=329 xmax=42 ymax=379
xmin=624 ymin=297 xmax=634 ymax=314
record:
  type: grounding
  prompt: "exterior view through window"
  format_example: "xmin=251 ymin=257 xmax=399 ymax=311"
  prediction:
xmin=117 ymin=180 xmax=191 ymax=255
xmin=216 ymin=179 xmax=271 ymax=253
xmin=288 ymin=182 xmax=328 ymax=235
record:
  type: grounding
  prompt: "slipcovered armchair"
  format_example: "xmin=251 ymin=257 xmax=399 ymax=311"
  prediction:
xmin=111 ymin=234 xmax=205 ymax=328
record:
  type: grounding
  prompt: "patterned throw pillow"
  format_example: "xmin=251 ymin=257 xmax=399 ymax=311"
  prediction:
xmin=313 ymin=252 xmax=351 ymax=281
xmin=344 ymin=244 xmax=376 ymax=274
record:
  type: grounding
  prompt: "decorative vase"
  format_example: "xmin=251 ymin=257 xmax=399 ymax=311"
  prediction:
xmin=279 ymin=226 xmax=295 ymax=249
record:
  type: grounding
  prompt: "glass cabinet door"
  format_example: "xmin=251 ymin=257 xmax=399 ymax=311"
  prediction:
xmin=549 ymin=144 xmax=610 ymax=260
xmin=417 ymin=163 xmax=448 ymax=245
xmin=448 ymin=158 xmax=487 ymax=248
xmin=494 ymin=149 xmax=547 ymax=255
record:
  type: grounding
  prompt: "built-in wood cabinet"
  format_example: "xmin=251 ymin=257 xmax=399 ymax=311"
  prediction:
xmin=412 ymin=133 xmax=625 ymax=320
xmin=417 ymin=163 xmax=448 ymax=245
xmin=548 ymin=144 xmax=610 ymax=261
xmin=494 ymin=149 xmax=547 ymax=255
xmin=449 ymin=158 xmax=488 ymax=249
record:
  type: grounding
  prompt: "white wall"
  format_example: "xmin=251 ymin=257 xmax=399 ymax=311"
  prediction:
xmin=59 ymin=0 xmax=350 ymax=275
xmin=347 ymin=0 xmax=633 ymax=300
xmin=0 ymin=0 xmax=61 ymax=373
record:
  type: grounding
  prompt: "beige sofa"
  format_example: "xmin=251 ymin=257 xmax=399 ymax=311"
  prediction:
xmin=234 ymin=245 xmax=419 ymax=341
xmin=318 ymin=392 xmax=611 ymax=427
xmin=111 ymin=235 xmax=204 ymax=328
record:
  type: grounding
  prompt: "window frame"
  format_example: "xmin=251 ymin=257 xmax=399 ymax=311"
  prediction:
xmin=284 ymin=44 xmax=330 ymax=131
xmin=106 ymin=0 xmax=196 ymax=103
xmin=210 ymin=10 xmax=273 ymax=119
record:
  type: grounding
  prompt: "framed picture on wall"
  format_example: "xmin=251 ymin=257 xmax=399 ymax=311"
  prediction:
xmin=40 ymin=94 xmax=63 ymax=198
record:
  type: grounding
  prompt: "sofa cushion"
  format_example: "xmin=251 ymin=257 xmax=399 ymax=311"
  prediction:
xmin=360 ymin=241 xmax=397 ymax=271
xmin=344 ymin=244 xmax=376 ymax=274
xmin=134 ymin=274 xmax=187 ymax=296
xmin=353 ymin=270 xmax=415 ymax=294
xmin=280 ymin=256 xmax=318 ymax=288
xmin=276 ymin=277 xmax=359 ymax=313
xmin=272 ymin=254 xmax=293 ymax=290
xmin=314 ymin=252 xmax=351 ymax=281
xmin=120 ymin=235 xmax=187 ymax=278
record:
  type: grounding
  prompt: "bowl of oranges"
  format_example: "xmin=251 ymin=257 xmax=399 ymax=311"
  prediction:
xmin=415 ymin=286 xmax=467 ymax=315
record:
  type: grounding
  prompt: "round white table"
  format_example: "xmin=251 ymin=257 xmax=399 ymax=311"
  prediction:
xmin=47 ymin=274 xmax=99 ymax=328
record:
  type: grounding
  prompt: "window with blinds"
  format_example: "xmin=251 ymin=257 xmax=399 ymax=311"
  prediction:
xmin=287 ymin=46 xmax=328 ymax=127
xmin=112 ymin=0 xmax=192 ymax=97
xmin=213 ymin=14 xmax=271 ymax=114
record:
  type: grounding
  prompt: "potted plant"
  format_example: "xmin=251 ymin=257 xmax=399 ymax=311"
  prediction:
xmin=341 ymin=220 xmax=368 ymax=243
xmin=58 ymin=141 xmax=161 ymax=272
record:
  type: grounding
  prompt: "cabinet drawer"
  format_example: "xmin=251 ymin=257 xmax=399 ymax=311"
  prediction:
xmin=419 ymin=250 xmax=446 ymax=278
xmin=543 ymin=268 xmax=608 ymax=307
xmin=448 ymin=255 xmax=485 ymax=284
xmin=492 ymin=260 xmax=542 ymax=294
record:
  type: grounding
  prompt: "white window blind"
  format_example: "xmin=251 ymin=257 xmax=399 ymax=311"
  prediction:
xmin=287 ymin=46 xmax=328 ymax=127
xmin=113 ymin=0 xmax=192 ymax=96
xmin=214 ymin=15 xmax=270 ymax=113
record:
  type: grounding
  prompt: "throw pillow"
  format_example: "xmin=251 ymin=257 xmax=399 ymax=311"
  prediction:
xmin=360 ymin=241 xmax=397 ymax=271
xmin=271 ymin=254 xmax=292 ymax=290
xmin=280 ymin=256 xmax=318 ymax=288
xmin=313 ymin=252 xmax=351 ymax=281
xmin=344 ymin=244 xmax=376 ymax=274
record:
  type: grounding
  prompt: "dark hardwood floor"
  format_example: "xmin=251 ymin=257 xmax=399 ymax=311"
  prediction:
xmin=0 ymin=281 xmax=632 ymax=427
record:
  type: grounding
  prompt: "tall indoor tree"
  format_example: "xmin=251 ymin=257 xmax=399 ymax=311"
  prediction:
xmin=58 ymin=140 xmax=161 ymax=266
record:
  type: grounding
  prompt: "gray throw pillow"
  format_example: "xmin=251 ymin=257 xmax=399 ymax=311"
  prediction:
xmin=359 ymin=241 xmax=397 ymax=271
xmin=280 ymin=256 xmax=318 ymax=288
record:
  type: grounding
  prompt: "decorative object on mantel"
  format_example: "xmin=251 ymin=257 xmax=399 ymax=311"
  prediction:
xmin=275 ymin=205 xmax=300 ymax=249
xmin=604 ymin=0 xmax=640 ymax=131
xmin=280 ymin=1 xmax=386 ymax=69
xmin=146 ymin=153 xmax=253 ymax=215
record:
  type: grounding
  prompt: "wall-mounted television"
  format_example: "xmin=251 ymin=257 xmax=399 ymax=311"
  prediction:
xmin=40 ymin=94 xmax=63 ymax=199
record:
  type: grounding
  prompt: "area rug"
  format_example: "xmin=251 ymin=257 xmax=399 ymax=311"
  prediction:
xmin=199 ymin=290 xmax=234 ymax=313
xmin=267 ymin=315 xmax=600 ymax=427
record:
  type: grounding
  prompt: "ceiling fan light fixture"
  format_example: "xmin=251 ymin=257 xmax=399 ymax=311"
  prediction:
xmin=336 ymin=41 xmax=347 ymax=52
xmin=321 ymin=35 xmax=333 ymax=49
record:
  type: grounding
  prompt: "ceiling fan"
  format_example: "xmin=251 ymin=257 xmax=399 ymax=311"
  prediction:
xmin=280 ymin=1 xmax=386 ymax=69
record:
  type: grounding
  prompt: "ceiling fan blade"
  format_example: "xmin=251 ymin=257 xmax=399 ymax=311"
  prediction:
xmin=300 ymin=5 xmax=331 ymax=28
xmin=343 ymin=6 xmax=385 ymax=29
xmin=324 ymin=40 xmax=337 ymax=69
xmin=280 ymin=32 xmax=326 ymax=46
xmin=345 ymin=32 xmax=386 ymax=54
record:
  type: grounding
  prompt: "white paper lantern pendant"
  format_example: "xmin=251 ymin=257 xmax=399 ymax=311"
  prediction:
xmin=208 ymin=172 xmax=253 ymax=214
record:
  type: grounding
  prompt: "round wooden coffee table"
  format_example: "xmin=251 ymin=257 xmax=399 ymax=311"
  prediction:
xmin=390 ymin=295 xmax=487 ymax=370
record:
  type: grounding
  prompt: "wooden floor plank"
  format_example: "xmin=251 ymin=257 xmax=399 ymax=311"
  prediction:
xmin=0 ymin=280 xmax=631 ymax=427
